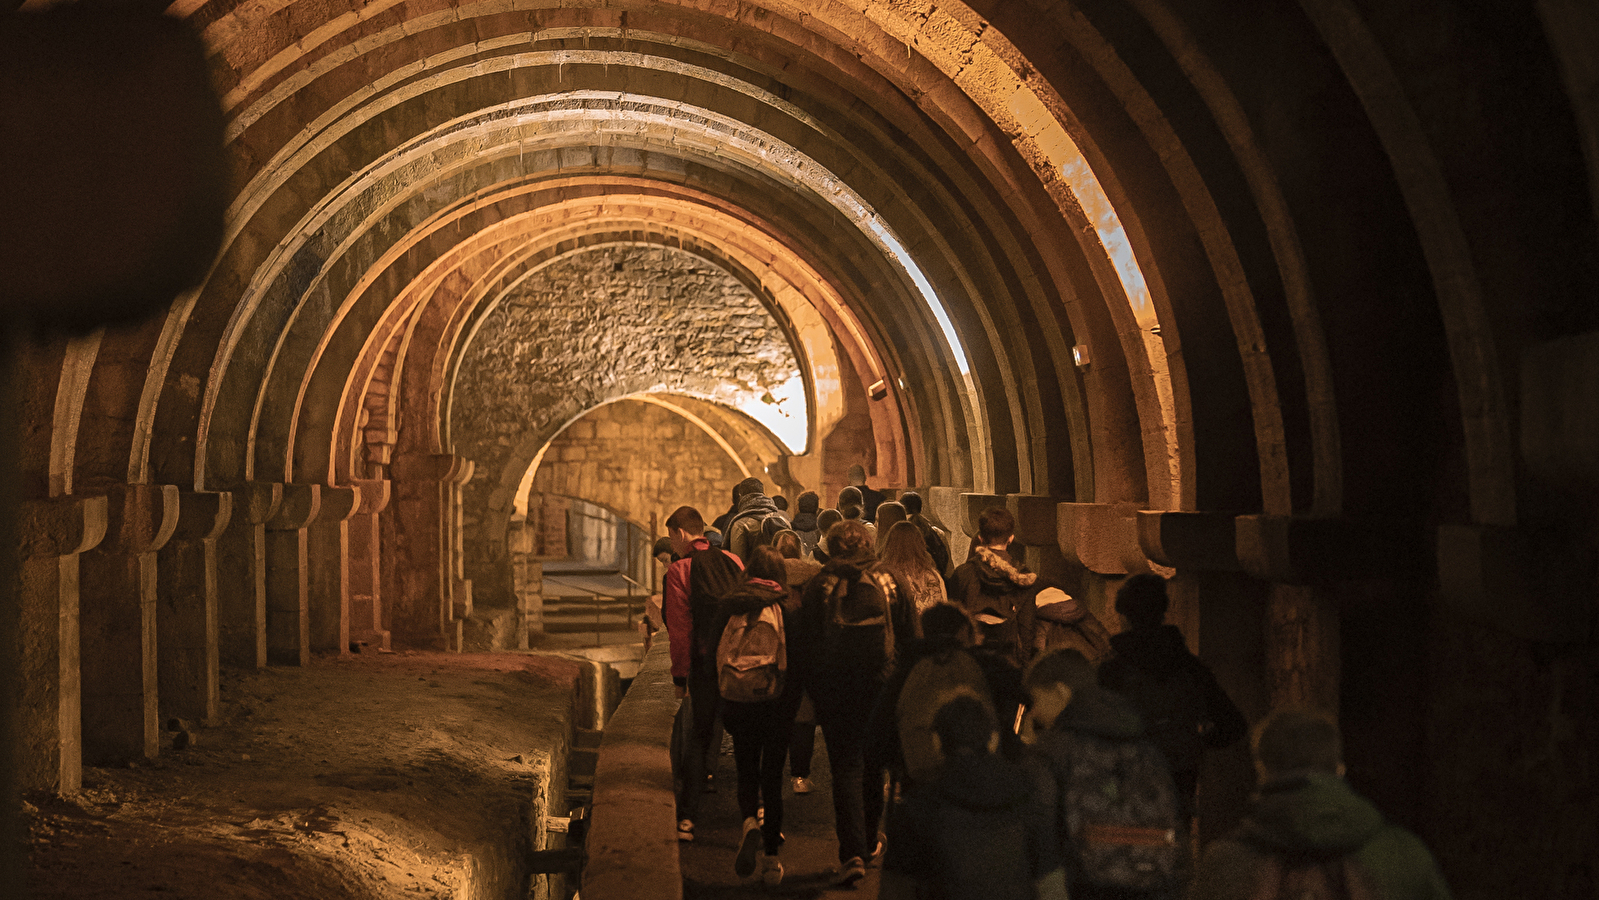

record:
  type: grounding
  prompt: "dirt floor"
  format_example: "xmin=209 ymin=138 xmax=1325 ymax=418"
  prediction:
xmin=23 ymin=650 xmax=583 ymax=900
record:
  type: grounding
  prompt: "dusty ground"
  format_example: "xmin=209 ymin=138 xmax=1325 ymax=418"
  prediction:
xmin=24 ymin=650 xmax=583 ymax=900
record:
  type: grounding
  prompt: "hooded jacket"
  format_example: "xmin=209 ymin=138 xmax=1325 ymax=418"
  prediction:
xmin=1032 ymin=591 xmax=1112 ymax=663
xmin=885 ymin=748 xmax=1061 ymax=900
xmin=799 ymin=549 xmax=906 ymax=712
xmin=950 ymin=545 xmax=1039 ymax=665
xmin=1188 ymin=773 xmax=1453 ymax=900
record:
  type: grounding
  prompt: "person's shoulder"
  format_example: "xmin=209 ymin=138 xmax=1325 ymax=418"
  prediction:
xmin=1356 ymin=823 xmax=1454 ymax=899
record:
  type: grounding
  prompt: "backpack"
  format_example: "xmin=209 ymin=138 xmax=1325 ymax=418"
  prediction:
xmin=688 ymin=547 xmax=744 ymax=662
xmin=1115 ymin=664 xmax=1210 ymax=776
xmin=896 ymin=648 xmax=993 ymax=782
xmin=1047 ymin=730 xmax=1182 ymax=893
xmin=1251 ymin=854 xmax=1381 ymax=900
xmin=717 ymin=603 xmax=787 ymax=703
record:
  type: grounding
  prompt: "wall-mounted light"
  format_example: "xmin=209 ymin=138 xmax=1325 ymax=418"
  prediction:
xmin=1072 ymin=344 xmax=1090 ymax=369
xmin=868 ymin=379 xmax=888 ymax=400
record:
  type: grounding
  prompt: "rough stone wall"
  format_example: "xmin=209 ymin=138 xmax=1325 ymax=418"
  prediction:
xmin=453 ymin=245 xmax=798 ymax=603
xmin=531 ymin=400 xmax=748 ymax=539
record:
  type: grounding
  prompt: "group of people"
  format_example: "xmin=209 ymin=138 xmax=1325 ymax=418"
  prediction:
xmin=652 ymin=472 xmax=1452 ymax=899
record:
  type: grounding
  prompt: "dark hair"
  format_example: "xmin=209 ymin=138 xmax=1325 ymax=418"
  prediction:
xmin=877 ymin=520 xmax=935 ymax=578
xmin=744 ymin=546 xmax=787 ymax=584
xmin=773 ymin=495 xmax=789 ymax=511
xmin=875 ymin=501 xmax=907 ymax=534
xmin=838 ymin=485 xmax=863 ymax=507
xmin=933 ymin=695 xmax=996 ymax=754
xmin=816 ymin=508 xmax=843 ymax=533
xmin=977 ymin=506 xmax=1015 ymax=543
xmin=1115 ymin=573 xmax=1169 ymax=629
xmin=827 ymin=520 xmax=874 ymax=558
xmin=652 ymin=536 xmax=674 ymax=557
xmin=921 ymin=603 xmax=971 ymax=639
xmin=1253 ymin=708 xmax=1342 ymax=777
xmin=840 ymin=503 xmax=863 ymax=521
xmin=1024 ymin=648 xmax=1096 ymax=694
xmin=734 ymin=476 xmax=765 ymax=501
xmin=899 ymin=491 xmax=924 ymax=514
xmin=665 ymin=506 xmax=705 ymax=534
xmin=797 ymin=491 xmax=820 ymax=514
xmin=772 ymin=530 xmax=802 ymax=559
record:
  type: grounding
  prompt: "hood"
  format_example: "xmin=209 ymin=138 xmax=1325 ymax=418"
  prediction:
xmin=1053 ymin=685 xmax=1145 ymax=740
xmin=933 ymin=750 xmax=1034 ymax=811
xmin=1034 ymin=590 xmax=1087 ymax=624
xmin=731 ymin=493 xmax=779 ymax=523
xmin=720 ymin=579 xmax=787 ymax=616
xmin=790 ymin=511 xmax=818 ymax=531
xmin=783 ymin=556 xmax=822 ymax=587
xmin=1108 ymin=624 xmax=1192 ymax=679
xmin=1237 ymin=773 xmax=1386 ymax=857
xmin=821 ymin=548 xmax=876 ymax=580
xmin=972 ymin=546 xmax=1037 ymax=593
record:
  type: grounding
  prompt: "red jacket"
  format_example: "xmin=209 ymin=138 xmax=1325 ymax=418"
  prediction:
xmin=663 ymin=537 xmax=743 ymax=680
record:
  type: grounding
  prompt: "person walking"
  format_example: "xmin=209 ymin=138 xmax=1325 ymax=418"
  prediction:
xmin=716 ymin=547 xmax=808 ymax=887
xmin=1187 ymin=708 xmax=1453 ymax=900
xmin=872 ymin=520 xmax=948 ymax=639
xmin=662 ymin=506 xmax=744 ymax=842
xmin=873 ymin=500 xmax=908 ymax=551
xmin=950 ymin=506 xmax=1039 ymax=668
xmin=1099 ymin=573 xmax=1246 ymax=827
xmin=800 ymin=520 xmax=902 ymax=885
xmin=773 ymin=530 xmax=821 ymax=796
xmin=898 ymin=490 xmax=952 ymax=576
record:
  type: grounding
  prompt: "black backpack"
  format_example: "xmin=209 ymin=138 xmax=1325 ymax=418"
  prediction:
xmin=1116 ymin=663 xmax=1211 ymax=776
xmin=688 ymin=546 xmax=744 ymax=663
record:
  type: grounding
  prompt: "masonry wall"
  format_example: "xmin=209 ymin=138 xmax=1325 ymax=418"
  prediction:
xmin=531 ymin=400 xmax=749 ymax=536
xmin=453 ymin=245 xmax=801 ymax=603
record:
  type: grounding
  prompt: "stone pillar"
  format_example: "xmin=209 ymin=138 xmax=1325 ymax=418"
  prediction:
xmin=391 ymin=453 xmax=469 ymax=649
xmin=155 ymin=491 xmax=231 ymax=727
xmin=264 ymin=484 xmax=320 ymax=666
xmin=306 ymin=485 xmax=359 ymax=655
xmin=348 ymin=479 xmax=392 ymax=652
xmin=509 ymin=517 xmax=542 ymax=645
xmin=79 ymin=484 xmax=179 ymax=764
xmin=924 ymin=486 xmax=976 ymax=566
xmin=216 ymin=482 xmax=281 ymax=668
xmin=15 ymin=496 xmax=107 ymax=792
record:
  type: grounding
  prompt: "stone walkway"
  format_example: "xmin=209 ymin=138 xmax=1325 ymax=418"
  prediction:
xmin=679 ymin=734 xmax=881 ymax=899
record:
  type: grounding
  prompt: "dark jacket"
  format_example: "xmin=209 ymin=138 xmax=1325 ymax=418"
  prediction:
xmin=1033 ymin=592 xmax=1112 ymax=663
xmin=885 ymin=749 xmax=1061 ymax=900
xmin=1098 ymin=624 xmax=1248 ymax=771
xmin=950 ymin=546 xmax=1039 ymax=666
xmin=799 ymin=550 xmax=904 ymax=716
xmin=1187 ymin=773 xmax=1453 ymax=900
xmin=866 ymin=634 xmax=979 ymax=778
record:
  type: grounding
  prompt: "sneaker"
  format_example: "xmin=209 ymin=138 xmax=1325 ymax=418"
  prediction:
xmin=703 ymin=774 xmax=716 ymax=793
xmin=791 ymin=776 xmax=813 ymax=794
xmin=760 ymin=854 xmax=784 ymax=887
xmin=756 ymin=806 xmax=764 ymax=826
xmin=869 ymin=831 xmax=886 ymax=865
xmin=676 ymin=819 xmax=694 ymax=842
xmin=734 ymin=817 xmax=762 ymax=878
xmin=835 ymin=856 xmax=866 ymax=887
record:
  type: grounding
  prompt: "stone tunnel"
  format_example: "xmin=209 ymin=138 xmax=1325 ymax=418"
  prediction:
xmin=2 ymin=0 xmax=1598 ymax=898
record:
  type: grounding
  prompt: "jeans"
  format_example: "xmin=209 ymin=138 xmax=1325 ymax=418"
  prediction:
xmin=723 ymin=693 xmax=801 ymax=854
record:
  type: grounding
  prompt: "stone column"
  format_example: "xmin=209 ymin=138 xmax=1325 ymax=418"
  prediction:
xmin=264 ymin=484 xmax=320 ymax=666
xmin=347 ymin=479 xmax=392 ymax=652
xmin=16 ymin=495 xmax=107 ymax=792
xmin=391 ymin=453 xmax=469 ymax=649
xmin=306 ymin=485 xmax=359 ymax=655
xmin=79 ymin=484 xmax=179 ymax=764
xmin=216 ymin=482 xmax=281 ymax=668
xmin=155 ymin=491 xmax=231 ymax=726
xmin=509 ymin=517 xmax=542 ymax=645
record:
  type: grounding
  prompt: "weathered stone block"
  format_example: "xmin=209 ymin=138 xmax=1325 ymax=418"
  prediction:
xmin=1058 ymin=502 xmax=1142 ymax=575
xmin=1236 ymin=515 xmax=1424 ymax=585
xmin=1137 ymin=511 xmax=1241 ymax=571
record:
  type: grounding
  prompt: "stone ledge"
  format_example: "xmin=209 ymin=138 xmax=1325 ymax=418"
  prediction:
xmin=582 ymin=639 xmax=680 ymax=900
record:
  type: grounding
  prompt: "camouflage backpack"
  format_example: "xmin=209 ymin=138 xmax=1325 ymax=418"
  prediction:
xmin=1044 ymin=729 xmax=1182 ymax=893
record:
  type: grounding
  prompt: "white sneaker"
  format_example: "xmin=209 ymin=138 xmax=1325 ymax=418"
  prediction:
xmin=791 ymin=776 xmax=812 ymax=794
xmin=734 ymin=817 xmax=762 ymax=878
xmin=760 ymin=853 xmax=784 ymax=887
xmin=835 ymin=856 xmax=866 ymax=886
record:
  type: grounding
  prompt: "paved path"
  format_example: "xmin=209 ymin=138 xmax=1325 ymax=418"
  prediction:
xmin=680 ymin=734 xmax=882 ymax=899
